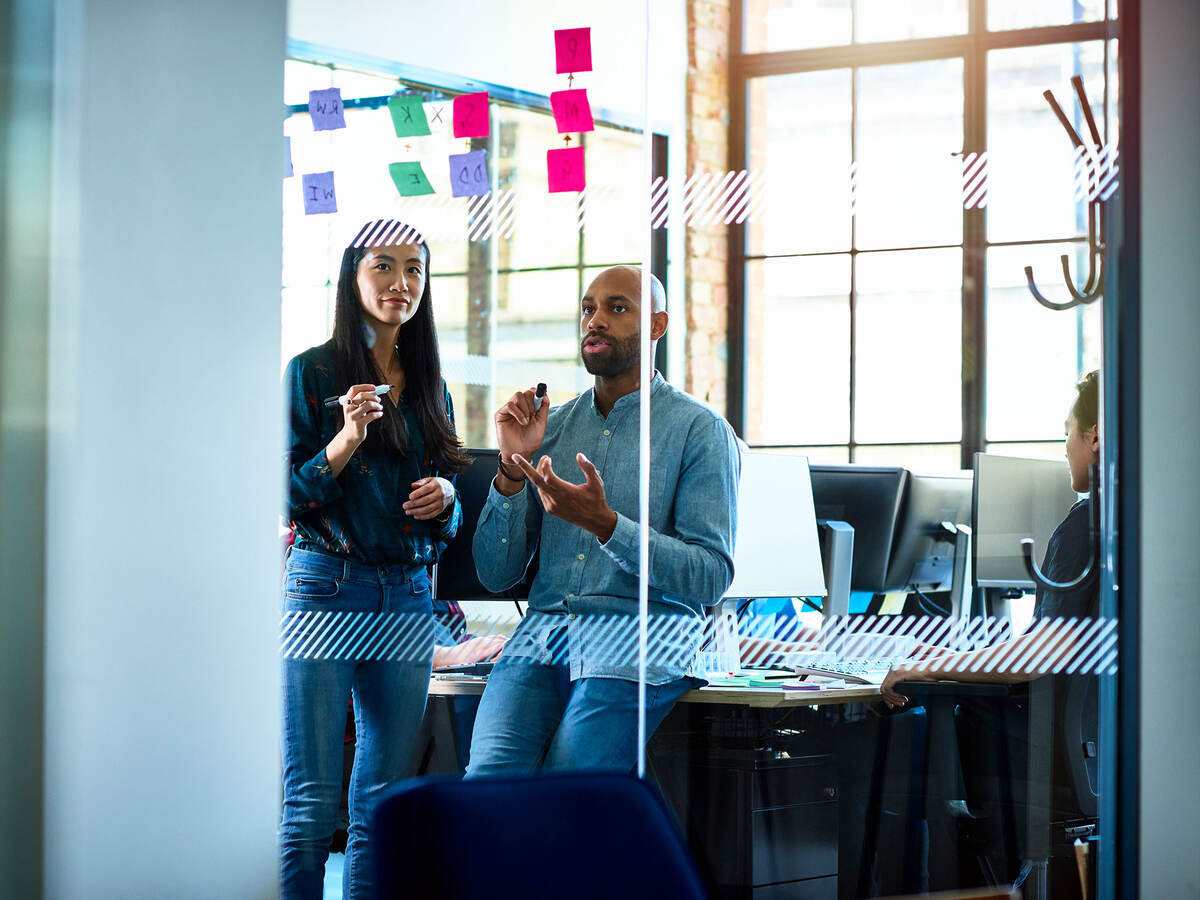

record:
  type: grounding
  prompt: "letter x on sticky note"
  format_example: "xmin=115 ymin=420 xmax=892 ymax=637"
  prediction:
xmin=550 ymin=89 xmax=595 ymax=134
xmin=453 ymin=92 xmax=490 ymax=139
xmin=308 ymin=88 xmax=346 ymax=131
xmin=302 ymin=171 xmax=337 ymax=214
xmin=388 ymin=95 xmax=431 ymax=138
xmin=555 ymin=27 xmax=593 ymax=74
xmin=547 ymin=147 xmax=585 ymax=193
xmin=449 ymin=150 xmax=489 ymax=198
xmin=389 ymin=162 xmax=435 ymax=197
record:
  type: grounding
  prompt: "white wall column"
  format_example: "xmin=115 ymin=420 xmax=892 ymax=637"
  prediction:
xmin=43 ymin=1 xmax=285 ymax=896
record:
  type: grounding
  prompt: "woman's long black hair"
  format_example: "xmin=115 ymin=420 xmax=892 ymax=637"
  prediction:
xmin=330 ymin=223 xmax=470 ymax=475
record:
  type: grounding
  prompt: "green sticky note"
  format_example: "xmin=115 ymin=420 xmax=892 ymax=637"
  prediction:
xmin=388 ymin=95 xmax=431 ymax=137
xmin=389 ymin=162 xmax=434 ymax=197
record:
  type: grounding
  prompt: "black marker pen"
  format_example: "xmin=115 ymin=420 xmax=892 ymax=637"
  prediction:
xmin=533 ymin=382 xmax=547 ymax=412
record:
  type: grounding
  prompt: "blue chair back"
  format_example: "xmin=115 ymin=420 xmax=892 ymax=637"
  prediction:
xmin=374 ymin=771 xmax=709 ymax=899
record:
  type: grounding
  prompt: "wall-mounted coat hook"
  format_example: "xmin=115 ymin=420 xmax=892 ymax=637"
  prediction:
xmin=1025 ymin=76 xmax=1107 ymax=311
xmin=1020 ymin=463 xmax=1100 ymax=593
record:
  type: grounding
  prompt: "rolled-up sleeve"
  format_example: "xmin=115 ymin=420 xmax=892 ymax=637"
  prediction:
xmin=599 ymin=414 xmax=740 ymax=607
xmin=284 ymin=356 xmax=343 ymax=518
xmin=472 ymin=480 xmax=542 ymax=592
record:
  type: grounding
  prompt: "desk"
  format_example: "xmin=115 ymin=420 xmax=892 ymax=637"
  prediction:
xmin=431 ymin=675 xmax=881 ymax=708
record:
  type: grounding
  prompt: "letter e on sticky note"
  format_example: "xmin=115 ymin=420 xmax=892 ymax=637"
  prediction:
xmin=449 ymin=150 xmax=489 ymax=198
xmin=554 ymin=27 xmax=593 ymax=74
xmin=547 ymin=147 xmax=585 ymax=193
xmin=389 ymin=162 xmax=435 ymax=197
xmin=550 ymin=89 xmax=595 ymax=134
xmin=308 ymin=88 xmax=346 ymax=131
xmin=453 ymin=92 xmax=490 ymax=139
xmin=301 ymin=171 xmax=337 ymax=214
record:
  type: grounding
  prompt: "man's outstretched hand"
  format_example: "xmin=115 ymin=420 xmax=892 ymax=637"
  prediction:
xmin=512 ymin=451 xmax=618 ymax=542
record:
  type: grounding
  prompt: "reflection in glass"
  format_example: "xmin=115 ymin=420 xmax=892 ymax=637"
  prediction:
xmin=854 ymin=248 xmax=962 ymax=444
xmin=744 ymin=255 xmax=850 ymax=445
xmin=746 ymin=70 xmax=852 ymax=256
xmin=986 ymin=242 xmax=1102 ymax=441
xmin=854 ymin=0 xmax=967 ymax=43
xmin=854 ymin=59 xmax=964 ymax=250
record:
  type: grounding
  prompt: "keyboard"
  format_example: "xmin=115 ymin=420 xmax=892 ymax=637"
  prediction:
xmin=789 ymin=657 xmax=906 ymax=686
xmin=432 ymin=662 xmax=494 ymax=677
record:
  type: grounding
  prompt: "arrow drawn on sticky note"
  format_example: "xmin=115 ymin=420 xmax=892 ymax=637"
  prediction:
xmin=554 ymin=28 xmax=593 ymax=74
xmin=550 ymin=89 xmax=595 ymax=134
xmin=389 ymin=161 xmax=435 ymax=197
xmin=301 ymin=171 xmax=337 ymax=214
xmin=388 ymin=95 xmax=431 ymax=138
xmin=453 ymin=92 xmax=490 ymax=139
xmin=547 ymin=146 xmax=585 ymax=193
xmin=308 ymin=88 xmax=346 ymax=131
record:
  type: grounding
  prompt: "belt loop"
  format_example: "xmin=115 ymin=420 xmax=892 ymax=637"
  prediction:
xmin=342 ymin=560 xmax=350 ymax=582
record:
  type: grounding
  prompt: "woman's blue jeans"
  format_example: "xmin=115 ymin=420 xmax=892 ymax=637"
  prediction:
xmin=279 ymin=547 xmax=434 ymax=900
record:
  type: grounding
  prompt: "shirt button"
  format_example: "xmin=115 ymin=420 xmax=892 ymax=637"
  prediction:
xmin=577 ymin=553 xmax=585 ymax=561
xmin=502 ymin=502 xmax=511 ymax=509
xmin=603 ymin=429 xmax=611 ymax=436
xmin=567 ymin=593 xmax=575 ymax=600
xmin=568 ymin=613 xmax=577 ymax=620
xmin=501 ymin=538 xmax=508 ymax=544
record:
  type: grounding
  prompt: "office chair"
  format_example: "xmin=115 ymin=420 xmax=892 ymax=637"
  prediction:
xmin=374 ymin=772 xmax=710 ymax=899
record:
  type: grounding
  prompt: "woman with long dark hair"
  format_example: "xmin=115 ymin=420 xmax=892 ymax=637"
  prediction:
xmin=280 ymin=220 xmax=471 ymax=898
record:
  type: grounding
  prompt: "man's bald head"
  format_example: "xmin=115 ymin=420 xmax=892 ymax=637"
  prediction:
xmin=591 ymin=265 xmax=667 ymax=313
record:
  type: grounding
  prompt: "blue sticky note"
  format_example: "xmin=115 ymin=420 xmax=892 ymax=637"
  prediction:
xmin=301 ymin=171 xmax=337 ymax=214
xmin=308 ymin=88 xmax=346 ymax=131
xmin=448 ymin=150 xmax=489 ymax=198
xmin=284 ymin=135 xmax=293 ymax=178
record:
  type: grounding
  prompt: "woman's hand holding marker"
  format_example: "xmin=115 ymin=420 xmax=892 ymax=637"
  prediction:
xmin=339 ymin=383 xmax=385 ymax=445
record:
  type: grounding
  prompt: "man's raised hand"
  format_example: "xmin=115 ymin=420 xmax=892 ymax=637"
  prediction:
xmin=512 ymin=451 xmax=618 ymax=542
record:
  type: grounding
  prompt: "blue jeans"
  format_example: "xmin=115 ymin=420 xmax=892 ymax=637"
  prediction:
xmin=279 ymin=547 xmax=434 ymax=900
xmin=464 ymin=651 xmax=698 ymax=777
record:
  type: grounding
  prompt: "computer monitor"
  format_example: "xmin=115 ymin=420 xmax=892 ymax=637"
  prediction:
xmin=808 ymin=465 xmax=908 ymax=594
xmin=882 ymin=471 xmax=974 ymax=593
xmin=972 ymin=453 xmax=1081 ymax=590
xmin=724 ymin=452 xmax=826 ymax=599
xmin=432 ymin=448 xmax=535 ymax=601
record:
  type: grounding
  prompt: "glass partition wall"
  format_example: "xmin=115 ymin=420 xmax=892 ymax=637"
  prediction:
xmin=278 ymin=1 xmax=1122 ymax=896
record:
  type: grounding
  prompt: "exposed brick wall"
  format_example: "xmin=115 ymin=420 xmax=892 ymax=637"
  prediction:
xmin=685 ymin=0 xmax=731 ymax=412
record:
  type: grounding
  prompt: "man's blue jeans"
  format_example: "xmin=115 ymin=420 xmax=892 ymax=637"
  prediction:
xmin=279 ymin=547 xmax=433 ymax=900
xmin=464 ymin=652 xmax=698 ymax=777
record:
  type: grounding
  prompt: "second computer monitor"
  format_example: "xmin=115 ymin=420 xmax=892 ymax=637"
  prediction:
xmin=883 ymin=471 xmax=974 ymax=593
xmin=972 ymin=452 xmax=1081 ymax=590
xmin=808 ymin=465 xmax=908 ymax=594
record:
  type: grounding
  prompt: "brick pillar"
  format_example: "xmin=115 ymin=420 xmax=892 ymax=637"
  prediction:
xmin=686 ymin=0 xmax=731 ymax=412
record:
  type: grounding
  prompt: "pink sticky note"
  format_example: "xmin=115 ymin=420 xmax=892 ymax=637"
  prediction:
xmin=555 ymin=27 xmax=593 ymax=74
xmin=550 ymin=89 xmax=595 ymax=134
xmin=547 ymin=147 xmax=585 ymax=193
xmin=453 ymin=92 xmax=490 ymax=139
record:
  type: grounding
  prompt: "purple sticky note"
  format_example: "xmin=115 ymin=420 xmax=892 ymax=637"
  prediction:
xmin=449 ymin=150 xmax=489 ymax=198
xmin=284 ymin=135 xmax=293 ymax=178
xmin=547 ymin=147 xmax=585 ymax=193
xmin=308 ymin=88 xmax=346 ymax=131
xmin=453 ymin=92 xmax=490 ymax=139
xmin=554 ymin=27 xmax=593 ymax=74
xmin=301 ymin=171 xmax=337 ymax=214
xmin=550 ymin=89 xmax=595 ymax=134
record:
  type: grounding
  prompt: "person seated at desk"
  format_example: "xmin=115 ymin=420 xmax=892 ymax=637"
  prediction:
xmin=464 ymin=265 xmax=740 ymax=776
xmin=880 ymin=369 xmax=1102 ymax=706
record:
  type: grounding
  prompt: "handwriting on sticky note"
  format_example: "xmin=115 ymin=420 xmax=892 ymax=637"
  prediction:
xmin=547 ymin=147 xmax=585 ymax=193
xmin=389 ymin=161 xmax=435 ymax=197
xmin=550 ymin=89 xmax=595 ymax=134
xmin=308 ymin=88 xmax=346 ymax=131
xmin=302 ymin=171 xmax=337 ymax=214
xmin=388 ymin=95 xmax=431 ymax=138
xmin=453 ymin=92 xmax=490 ymax=139
xmin=448 ymin=150 xmax=489 ymax=198
xmin=554 ymin=27 xmax=593 ymax=74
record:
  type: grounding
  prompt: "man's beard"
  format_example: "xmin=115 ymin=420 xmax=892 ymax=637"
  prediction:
xmin=582 ymin=332 xmax=641 ymax=377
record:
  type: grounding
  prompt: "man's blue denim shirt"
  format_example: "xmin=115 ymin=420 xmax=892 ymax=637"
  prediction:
xmin=472 ymin=372 xmax=740 ymax=684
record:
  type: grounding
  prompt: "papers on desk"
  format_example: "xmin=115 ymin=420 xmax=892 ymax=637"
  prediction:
xmin=704 ymin=675 xmax=849 ymax=690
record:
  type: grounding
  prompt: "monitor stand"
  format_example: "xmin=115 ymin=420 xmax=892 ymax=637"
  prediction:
xmin=818 ymin=520 xmax=854 ymax=618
